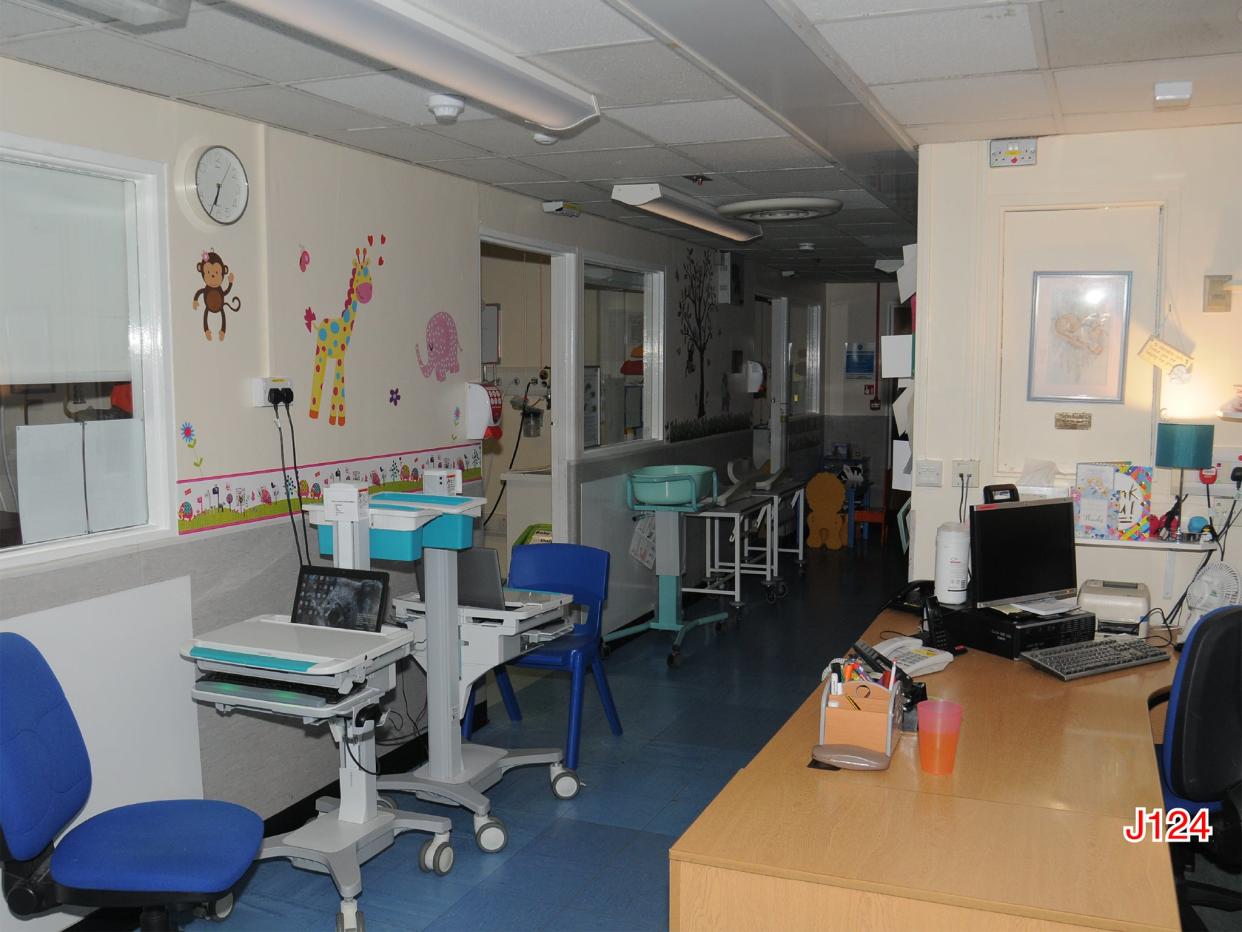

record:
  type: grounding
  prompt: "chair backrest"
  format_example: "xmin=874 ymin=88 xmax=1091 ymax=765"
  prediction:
xmin=508 ymin=544 xmax=610 ymax=638
xmin=0 ymin=633 xmax=92 ymax=862
xmin=1162 ymin=606 xmax=1242 ymax=804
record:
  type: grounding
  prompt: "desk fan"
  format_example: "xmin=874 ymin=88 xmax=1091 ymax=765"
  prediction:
xmin=1179 ymin=562 xmax=1241 ymax=642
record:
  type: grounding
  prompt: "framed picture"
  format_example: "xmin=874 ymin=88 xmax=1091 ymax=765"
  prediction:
xmin=1027 ymin=272 xmax=1131 ymax=403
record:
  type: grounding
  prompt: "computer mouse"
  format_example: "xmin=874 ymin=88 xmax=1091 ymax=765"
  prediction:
xmin=811 ymin=744 xmax=892 ymax=771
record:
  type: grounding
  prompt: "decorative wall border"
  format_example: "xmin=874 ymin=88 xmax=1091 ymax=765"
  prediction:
xmin=176 ymin=442 xmax=482 ymax=534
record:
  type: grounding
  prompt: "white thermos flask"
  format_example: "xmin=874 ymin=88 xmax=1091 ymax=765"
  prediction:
xmin=934 ymin=522 xmax=970 ymax=605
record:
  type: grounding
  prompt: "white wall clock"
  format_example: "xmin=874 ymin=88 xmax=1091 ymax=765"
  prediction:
xmin=193 ymin=146 xmax=248 ymax=225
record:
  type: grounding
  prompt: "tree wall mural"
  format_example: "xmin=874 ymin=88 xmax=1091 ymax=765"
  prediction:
xmin=675 ymin=247 xmax=718 ymax=418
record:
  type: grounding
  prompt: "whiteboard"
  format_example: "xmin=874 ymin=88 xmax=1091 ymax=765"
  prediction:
xmin=0 ymin=158 xmax=136 ymax=384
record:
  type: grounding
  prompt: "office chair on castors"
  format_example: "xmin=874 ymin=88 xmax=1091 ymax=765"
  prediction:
xmin=0 ymin=633 xmax=263 ymax=932
xmin=1148 ymin=606 xmax=1242 ymax=930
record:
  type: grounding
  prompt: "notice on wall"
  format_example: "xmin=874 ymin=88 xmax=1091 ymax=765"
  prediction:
xmin=844 ymin=342 xmax=876 ymax=380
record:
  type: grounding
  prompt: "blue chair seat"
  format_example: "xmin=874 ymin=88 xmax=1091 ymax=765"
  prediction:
xmin=513 ymin=632 xmax=597 ymax=665
xmin=51 ymin=799 xmax=262 ymax=894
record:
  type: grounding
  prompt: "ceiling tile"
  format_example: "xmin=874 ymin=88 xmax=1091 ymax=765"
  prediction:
xmin=824 ymin=189 xmax=889 ymax=209
xmin=822 ymin=207 xmax=904 ymax=225
xmin=816 ymin=5 xmax=1038 ymax=84
xmin=655 ymin=173 xmax=755 ymax=198
xmin=0 ymin=0 xmax=82 ymax=39
xmin=674 ymin=137 xmax=824 ymax=172
xmin=293 ymin=72 xmax=493 ymax=126
xmin=406 ymin=0 xmax=650 ymax=55
xmin=187 ymin=84 xmax=382 ymax=134
xmin=1 ymin=26 xmax=257 ymax=96
xmin=1042 ymin=0 xmax=1242 ymax=69
xmin=423 ymin=115 xmax=652 ymax=157
xmin=606 ymin=98 xmax=786 ymax=145
xmin=141 ymin=4 xmax=381 ymax=83
xmin=1054 ymin=54 xmax=1242 ymax=113
xmin=1060 ymin=103 xmax=1242 ymax=134
xmin=322 ymin=125 xmax=491 ymax=161
xmin=874 ymin=72 xmax=1052 ymax=125
xmin=794 ymin=0 xmax=1014 ymax=20
xmin=422 ymin=158 xmax=560 ymax=184
xmin=530 ymin=41 xmax=732 ymax=107
xmin=723 ymin=166 xmax=852 ymax=194
xmin=905 ymin=115 xmax=1058 ymax=144
xmin=854 ymin=232 xmax=914 ymax=247
xmin=517 ymin=146 xmax=705 ymax=179
xmin=497 ymin=180 xmax=611 ymax=203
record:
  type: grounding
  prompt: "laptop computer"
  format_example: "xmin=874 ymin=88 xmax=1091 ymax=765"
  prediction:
xmin=291 ymin=565 xmax=390 ymax=633
xmin=415 ymin=547 xmax=566 ymax=617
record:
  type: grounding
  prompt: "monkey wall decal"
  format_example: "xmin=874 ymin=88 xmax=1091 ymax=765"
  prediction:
xmin=192 ymin=249 xmax=241 ymax=341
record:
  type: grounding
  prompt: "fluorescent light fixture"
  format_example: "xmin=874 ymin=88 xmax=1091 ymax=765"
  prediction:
xmin=611 ymin=183 xmax=762 ymax=243
xmin=50 ymin=0 xmax=188 ymax=25
xmin=230 ymin=0 xmax=599 ymax=132
xmin=1154 ymin=80 xmax=1193 ymax=109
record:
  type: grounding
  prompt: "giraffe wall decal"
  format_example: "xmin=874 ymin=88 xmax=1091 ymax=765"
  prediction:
xmin=309 ymin=234 xmax=385 ymax=426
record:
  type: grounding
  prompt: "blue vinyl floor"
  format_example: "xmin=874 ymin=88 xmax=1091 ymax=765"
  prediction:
xmin=191 ymin=541 xmax=908 ymax=931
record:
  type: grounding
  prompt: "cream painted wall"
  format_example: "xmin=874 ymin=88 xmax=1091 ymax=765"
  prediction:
xmin=824 ymin=282 xmax=899 ymax=416
xmin=912 ymin=125 xmax=1242 ymax=607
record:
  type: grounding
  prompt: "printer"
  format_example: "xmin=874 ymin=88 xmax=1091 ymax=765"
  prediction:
xmin=1079 ymin=580 xmax=1151 ymax=638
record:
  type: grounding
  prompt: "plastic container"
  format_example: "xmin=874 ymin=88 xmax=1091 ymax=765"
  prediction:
xmin=627 ymin=465 xmax=716 ymax=507
xmin=917 ymin=699 xmax=963 ymax=775
xmin=934 ymin=522 xmax=970 ymax=605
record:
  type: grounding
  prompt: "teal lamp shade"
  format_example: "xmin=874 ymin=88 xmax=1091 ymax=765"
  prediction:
xmin=1155 ymin=423 xmax=1215 ymax=469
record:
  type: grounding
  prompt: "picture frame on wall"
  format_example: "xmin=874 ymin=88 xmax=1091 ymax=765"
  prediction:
xmin=1027 ymin=271 xmax=1131 ymax=403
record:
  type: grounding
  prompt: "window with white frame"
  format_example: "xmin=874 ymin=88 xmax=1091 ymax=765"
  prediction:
xmin=582 ymin=263 xmax=661 ymax=449
xmin=0 ymin=137 xmax=171 ymax=555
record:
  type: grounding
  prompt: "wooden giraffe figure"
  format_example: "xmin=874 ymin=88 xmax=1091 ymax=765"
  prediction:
xmin=309 ymin=236 xmax=384 ymax=425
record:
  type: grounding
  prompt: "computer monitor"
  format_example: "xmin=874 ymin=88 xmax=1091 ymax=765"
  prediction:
xmin=291 ymin=565 xmax=390 ymax=633
xmin=969 ymin=498 xmax=1077 ymax=608
xmin=415 ymin=547 xmax=507 ymax=611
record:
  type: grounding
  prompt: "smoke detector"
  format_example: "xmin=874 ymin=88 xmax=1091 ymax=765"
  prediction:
xmin=719 ymin=197 xmax=842 ymax=222
xmin=533 ymin=131 xmax=559 ymax=145
xmin=427 ymin=94 xmax=465 ymax=124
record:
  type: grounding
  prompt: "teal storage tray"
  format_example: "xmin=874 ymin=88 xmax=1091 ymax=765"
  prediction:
xmin=316 ymin=524 xmax=424 ymax=562
xmin=627 ymin=465 xmax=717 ymax=512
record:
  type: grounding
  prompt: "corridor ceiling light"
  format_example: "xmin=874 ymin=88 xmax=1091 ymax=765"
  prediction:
xmin=49 ymin=0 xmax=188 ymax=25
xmin=230 ymin=0 xmax=600 ymax=132
xmin=719 ymin=197 xmax=842 ymax=222
xmin=611 ymin=183 xmax=762 ymax=243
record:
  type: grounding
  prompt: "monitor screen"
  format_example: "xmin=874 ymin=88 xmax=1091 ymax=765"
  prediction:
xmin=969 ymin=498 xmax=1077 ymax=608
xmin=292 ymin=566 xmax=390 ymax=633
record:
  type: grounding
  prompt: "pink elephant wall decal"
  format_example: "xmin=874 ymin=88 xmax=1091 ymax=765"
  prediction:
xmin=416 ymin=311 xmax=462 ymax=381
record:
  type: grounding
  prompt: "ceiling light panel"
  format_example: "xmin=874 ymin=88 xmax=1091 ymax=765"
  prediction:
xmin=606 ymin=98 xmax=787 ymax=145
xmin=229 ymin=0 xmax=599 ymax=131
xmin=612 ymin=182 xmax=762 ymax=242
xmin=529 ymin=40 xmax=733 ymax=107
xmin=815 ymin=6 xmax=1039 ymax=85
xmin=405 ymin=0 xmax=650 ymax=56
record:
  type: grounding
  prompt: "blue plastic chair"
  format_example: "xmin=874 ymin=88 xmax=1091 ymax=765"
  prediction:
xmin=0 ymin=633 xmax=263 ymax=931
xmin=463 ymin=544 xmax=622 ymax=771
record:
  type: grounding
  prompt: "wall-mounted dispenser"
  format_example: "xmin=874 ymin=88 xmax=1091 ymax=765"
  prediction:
xmin=466 ymin=381 xmax=503 ymax=440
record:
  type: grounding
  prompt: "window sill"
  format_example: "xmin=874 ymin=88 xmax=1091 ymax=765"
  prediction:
xmin=576 ymin=438 xmax=666 ymax=463
xmin=0 ymin=524 xmax=176 ymax=578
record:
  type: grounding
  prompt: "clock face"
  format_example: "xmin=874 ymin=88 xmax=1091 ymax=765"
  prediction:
xmin=195 ymin=146 xmax=248 ymax=225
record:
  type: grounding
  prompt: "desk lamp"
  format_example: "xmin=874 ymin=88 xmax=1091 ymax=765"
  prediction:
xmin=1155 ymin=422 xmax=1215 ymax=538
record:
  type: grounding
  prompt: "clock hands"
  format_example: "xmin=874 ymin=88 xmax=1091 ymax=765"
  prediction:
xmin=207 ymin=164 xmax=230 ymax=218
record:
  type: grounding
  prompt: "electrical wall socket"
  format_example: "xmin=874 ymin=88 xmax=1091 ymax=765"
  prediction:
xmin=915 ymin=459 xmax=943 ymax=487
xmin=250 ymin=376 xmax=291 ymax=407
xmin=952 ymin=459 xmax=980 ymax=488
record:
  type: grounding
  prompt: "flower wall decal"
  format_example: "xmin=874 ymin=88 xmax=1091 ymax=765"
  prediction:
xmin=389 ymin=388 xmax=401 ymax=406
xmin=180 ymin=422 xmax=197 ymax=448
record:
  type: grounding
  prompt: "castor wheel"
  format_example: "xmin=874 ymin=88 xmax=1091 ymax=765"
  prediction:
xmin=419 ymin=837 xmax=454 ymax=876
xmin=714 ymin=620 xmax=724 ymax=631
xmin=667 ymin=650 xmax=682 ymax=668
xmin=336 ymin=906 xmax=364 ymax=932
xmin=776 ymin=581 xmax=789 ymax=599
xmin=766 ymin=587 xmax=778 ymax=604
xmin=601 ymin=642 xmax=612 ymax=658
xmin=550 ymin=764 xmax=581 ymax=800
xmin=205 ymin=893 xmax=234 ymax=921
xmin=474 ymin=815 xmax=508 ymax=853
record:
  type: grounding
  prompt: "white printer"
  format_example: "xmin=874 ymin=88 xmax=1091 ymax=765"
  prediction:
xmin=1079 ymin=580 xmax=1151 ymax=638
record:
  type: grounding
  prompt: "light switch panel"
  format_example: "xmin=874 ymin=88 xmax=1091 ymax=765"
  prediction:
xmin=989 ymin=137 xmax=1037 ymax=167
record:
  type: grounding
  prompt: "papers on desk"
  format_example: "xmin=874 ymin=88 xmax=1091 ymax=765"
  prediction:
xmin=1010 ymin=596 xmax=1079 ymax=617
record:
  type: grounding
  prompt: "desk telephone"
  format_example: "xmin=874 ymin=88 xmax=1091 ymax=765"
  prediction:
xmin=874 ymin=637 xmax=954 ymax=676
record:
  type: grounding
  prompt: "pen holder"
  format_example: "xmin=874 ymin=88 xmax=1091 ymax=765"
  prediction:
xmin=819 ymin=680 xmax=902 ymax=756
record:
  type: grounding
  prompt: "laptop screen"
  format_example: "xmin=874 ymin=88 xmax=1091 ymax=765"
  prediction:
xmin=415 ymin=548 xmax=506 ymax=611
xmin=292 ymin=566 xmax=390 ymax=633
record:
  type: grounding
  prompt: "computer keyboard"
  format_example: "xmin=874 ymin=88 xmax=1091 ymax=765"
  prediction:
xmin=195 ymin=672 xmax=355 ymax=706
xmin=1020 ymin=638 xmax=1169 ymax=681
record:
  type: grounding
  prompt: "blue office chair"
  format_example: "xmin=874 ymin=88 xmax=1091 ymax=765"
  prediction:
xmin=463 ymin=544 xmax=622 ymax=772
xmin=0 ymin=633 xmax=263 ymax=932
xmin=1148 ymin=605 xmax=1242 ymax=929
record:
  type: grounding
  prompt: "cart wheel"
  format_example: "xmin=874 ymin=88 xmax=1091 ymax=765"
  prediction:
xmin=766 ymin=588 xmax=778 ymax=604
xmin=550 ymin=765 xmax=581 ymax=800
xmin=336 ymin=909 xmax=364 ymax=932
xmin=776 ymin=582 xmax=789 ymax=599
xmin=667 ymin=650 xmax=682 ymax=668
xmin=419 ymin=837 xmax=454 ymax=876
xmin=714 ymin=620 xmax=724 ymax=632
xmin=474 ymin=817 xmax=508 ymax=853
xmin=206 ymin=894 xmax=234 ymax=922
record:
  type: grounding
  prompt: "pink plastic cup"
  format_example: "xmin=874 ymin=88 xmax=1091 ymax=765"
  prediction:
xmin=917 ymin=699 xmax=963 ymax=775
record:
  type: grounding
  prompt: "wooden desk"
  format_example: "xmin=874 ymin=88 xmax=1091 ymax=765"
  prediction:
xmin=669 ymin=611 xmax=1180 ymax=931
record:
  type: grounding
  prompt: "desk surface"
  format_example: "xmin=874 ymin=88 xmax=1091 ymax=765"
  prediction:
xmin=670 ymin=610 xmax=1180 ymax=931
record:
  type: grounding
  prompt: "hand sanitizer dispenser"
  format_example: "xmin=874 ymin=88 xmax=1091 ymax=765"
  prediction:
xmin=465 ymin=381 xmax=503 ymax=440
